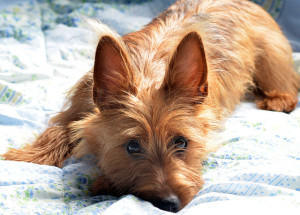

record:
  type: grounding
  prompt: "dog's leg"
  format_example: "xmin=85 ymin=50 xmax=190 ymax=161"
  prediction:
xmin=2 ymin=126 xmax=70 ymax=167
xmin=254 ymin=29 xmax=300 ymax=113
xmin=2 ymin=72 xmax=95 ymax=167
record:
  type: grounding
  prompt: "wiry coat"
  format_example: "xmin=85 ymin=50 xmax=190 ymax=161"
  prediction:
xmin=3 ymin=0 xmax=299 ymax=211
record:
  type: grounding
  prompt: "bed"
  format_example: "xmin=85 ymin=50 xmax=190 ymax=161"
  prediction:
xmin=1 ymin=0 xmax=300 ymax=214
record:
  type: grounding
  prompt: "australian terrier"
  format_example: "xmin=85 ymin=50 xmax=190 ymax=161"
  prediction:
xmin=3 ymin=0 xmax=299 ymax=212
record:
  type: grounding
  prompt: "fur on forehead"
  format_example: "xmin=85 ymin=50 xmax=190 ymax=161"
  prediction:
xmin=70 ymin=93 xmax=218 ymax=160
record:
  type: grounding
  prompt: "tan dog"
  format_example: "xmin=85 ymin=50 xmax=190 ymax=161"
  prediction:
xmin=3 ymin=0 xmax=299 ymax=212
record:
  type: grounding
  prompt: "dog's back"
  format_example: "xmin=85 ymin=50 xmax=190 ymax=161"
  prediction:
xmin=122 ymin=0 xmax=299 ymax=116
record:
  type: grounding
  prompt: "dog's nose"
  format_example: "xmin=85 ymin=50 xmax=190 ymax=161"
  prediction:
xmin=152 ymin=195 xmax=181 ymax=213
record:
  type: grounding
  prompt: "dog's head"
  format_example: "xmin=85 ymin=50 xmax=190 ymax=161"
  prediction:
xmin=73 ymin=24 xmax=216 ymax=212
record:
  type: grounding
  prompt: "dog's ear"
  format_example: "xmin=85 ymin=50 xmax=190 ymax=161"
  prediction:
xmin=93 ymin=35 xmax=134 ymax=109
xmin=163 ymin=32 xmax=208 ymax=99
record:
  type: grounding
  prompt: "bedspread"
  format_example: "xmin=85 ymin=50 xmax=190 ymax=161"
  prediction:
xmin=0 ymin=0 xmax=300 ymax=214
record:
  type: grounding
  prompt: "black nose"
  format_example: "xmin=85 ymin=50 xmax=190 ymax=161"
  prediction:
xmin=152 ymin=195 xmax=181 ymax=213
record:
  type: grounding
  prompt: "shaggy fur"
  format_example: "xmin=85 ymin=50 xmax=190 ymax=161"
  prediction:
xmin=2 ymin=0 xmax=300 ymax=212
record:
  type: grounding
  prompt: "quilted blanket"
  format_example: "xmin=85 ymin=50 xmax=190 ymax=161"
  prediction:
xmin=1 ymin=0 xmax=300 ymax=214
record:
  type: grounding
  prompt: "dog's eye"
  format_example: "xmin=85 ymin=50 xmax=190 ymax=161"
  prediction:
xmin=174 ymin=136 xmax=188 ymax=151
xmin=126 ymin=139 xmax=142 ymax=155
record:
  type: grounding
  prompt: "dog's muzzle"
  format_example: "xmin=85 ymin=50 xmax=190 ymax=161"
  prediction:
xmin=151 ymin=194 xmax=181 ymax=213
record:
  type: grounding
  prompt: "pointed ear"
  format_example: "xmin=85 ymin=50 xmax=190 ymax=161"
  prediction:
xmin=163 ymin=32 xmax=208 ymax=99
xmin=93 ymin=35 xmax=135 ymax=109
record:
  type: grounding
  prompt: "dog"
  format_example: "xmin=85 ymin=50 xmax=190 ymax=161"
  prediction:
xmin=2 ymin=0 xmax=299 ymax=212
